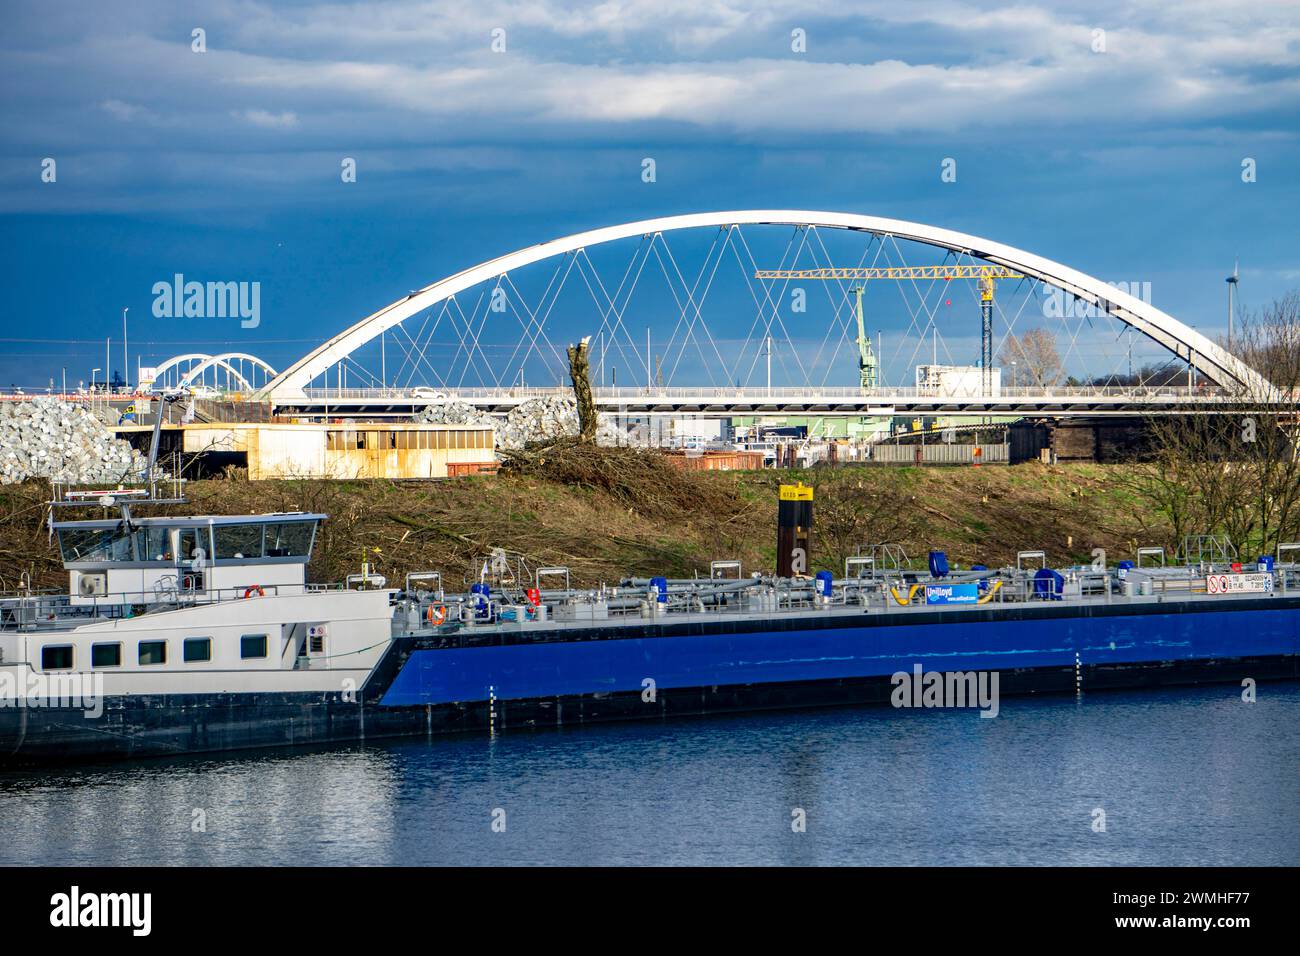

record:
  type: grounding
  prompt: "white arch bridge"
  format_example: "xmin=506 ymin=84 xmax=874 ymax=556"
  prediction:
xmin=256 ymin=211 xmax=1271 ymax=418
xmin=149 ymin=352 xmax=278 ymax=393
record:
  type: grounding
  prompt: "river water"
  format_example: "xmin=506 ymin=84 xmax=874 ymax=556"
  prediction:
xmin=2 ymin=684 xmax=1297 ymax=866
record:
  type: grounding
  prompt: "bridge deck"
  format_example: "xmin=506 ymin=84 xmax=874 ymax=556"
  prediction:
xmin=272 ymin=386 xmax=1265 ymax=418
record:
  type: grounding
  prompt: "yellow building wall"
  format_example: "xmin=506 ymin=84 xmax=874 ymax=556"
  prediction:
xmin=182 ymin=424 xmax=495 ymax=479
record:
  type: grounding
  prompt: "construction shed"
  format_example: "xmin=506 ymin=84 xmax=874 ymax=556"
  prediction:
xmin=180 ymin=421 xmax=497 ymax=479
xmin=1008 ymin=418 xmax=1154 ymax=464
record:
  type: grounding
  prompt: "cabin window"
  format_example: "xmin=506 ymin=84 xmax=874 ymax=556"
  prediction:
xmin=141 ymin=526 xmax=173 ymax=561
xmin=214 ymin=524 xmax=264 ymax=560
xmin=240 ymin=634 xmax=268 ymax=659
xmin=138 ymin=640 xmax=167 ymax=666
xmin=91 ymin=643 xmax=122 ymax=668
xmin=183 ymin=638 xmax=211 ymax=663
xmin=41 ymin=645 xmax=74 ymax=670
xmin=264 ymin=521 xmax=314 ymax=557
xmin=177 ymin=528 xmax=203 ymax=562
xmin=57 ymin=527 xmax=133 ymax=563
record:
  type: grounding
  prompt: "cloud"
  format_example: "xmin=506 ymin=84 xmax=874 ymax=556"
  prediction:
xmin=4 ymin=0 xmax=1298 ymax=144
xmin=0 ymin=0 xmax=1296 ymax=213
xmin=234 ymin=108 xmax=301 ymax=129
xmin=100 ymin=98 xmax=149 ymax=122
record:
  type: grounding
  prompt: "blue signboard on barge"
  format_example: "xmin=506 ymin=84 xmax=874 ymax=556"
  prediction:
xmin=925 ymin=583 xmax=980 ymax=605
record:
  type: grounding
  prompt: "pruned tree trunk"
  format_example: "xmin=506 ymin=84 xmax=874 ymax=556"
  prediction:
xmin=567 ymin=336 xmax=597 ymax=443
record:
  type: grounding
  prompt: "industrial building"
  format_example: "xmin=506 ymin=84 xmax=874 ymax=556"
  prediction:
xmin=182 ymin=422 xmax=496 ymax=479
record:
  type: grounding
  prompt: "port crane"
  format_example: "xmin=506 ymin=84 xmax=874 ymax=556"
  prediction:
xmin=755 ymin=265 xmax=1025 ymax=390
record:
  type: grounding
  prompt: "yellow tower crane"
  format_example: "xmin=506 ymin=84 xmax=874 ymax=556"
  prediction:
xmin=755 ymin=265 xmax=1025 ymax=390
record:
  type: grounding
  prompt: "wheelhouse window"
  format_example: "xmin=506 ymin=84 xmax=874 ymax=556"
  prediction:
xmin=138 ymin=641 xmax=167 ymax=666
xmin=214 ymin=523 xmax=265 ymax=560
xmin=91 ymin=643 xmax=122 ymax=668
xmin=263 ymin=521 xmax=314 ymax=558
xmin=57 ymin=527 xmax=133 ymax=563
xmin=177 ymin=528 xmax=203 ymax=562
xmin=140 ymin=526 xmax=173 ymax=561
xmin=183 ymin=638 xmax=212 ymax=663
xmin=240 ymin=634 xmax=268 ymax=659
xmin=41 ymin=645 xmax=74 ymax=670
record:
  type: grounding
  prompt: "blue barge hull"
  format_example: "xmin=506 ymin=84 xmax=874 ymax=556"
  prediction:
xmin=3 ymin=595 xmax=1297 ymax=764
xmin=379 ymin=597 xmax=1300 ymax=707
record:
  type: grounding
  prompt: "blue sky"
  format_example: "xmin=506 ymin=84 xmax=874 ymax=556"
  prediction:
xmin=1 ymin=0 xmax=1297 ymax=389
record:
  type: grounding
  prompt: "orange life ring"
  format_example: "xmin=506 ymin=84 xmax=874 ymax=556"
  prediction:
xmin=425 ymin=603 xmax=447 ymax=626
xmin=242 ymin=585 xmax=266 ymax=599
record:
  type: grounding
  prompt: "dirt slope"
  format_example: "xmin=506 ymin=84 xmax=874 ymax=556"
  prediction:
xmin=0 ymin=454 xmax=1168 ymax=592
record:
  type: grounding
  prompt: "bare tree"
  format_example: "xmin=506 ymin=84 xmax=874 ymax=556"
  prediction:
xmin=1132 ymin=291 xmax=1300 ymax=560
xmin=810 ymin=471 xmax=920 ymax=573
xmin=999 ymin=328 xmax=1063 ymax=387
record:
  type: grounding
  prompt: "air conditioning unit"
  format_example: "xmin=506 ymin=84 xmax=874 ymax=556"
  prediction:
xmin=77 ymin=572 xmax=108 ymax=597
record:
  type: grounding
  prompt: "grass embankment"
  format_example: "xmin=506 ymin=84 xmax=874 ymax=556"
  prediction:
xmin=0 ymin=448 xmax=1168 ymax=592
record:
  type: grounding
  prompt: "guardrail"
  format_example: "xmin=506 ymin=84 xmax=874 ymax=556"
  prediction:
xmin=869 ymin=443 xmax=1009 ymax=465
xmin=294 ymin=384 xmax=1261 ymax=402
xmin=0 ymin=581 xmax=359 ymax=631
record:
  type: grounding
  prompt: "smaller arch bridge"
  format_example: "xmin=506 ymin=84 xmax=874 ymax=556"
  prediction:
xmin=148 ymin=353 xmax=278 ymax=393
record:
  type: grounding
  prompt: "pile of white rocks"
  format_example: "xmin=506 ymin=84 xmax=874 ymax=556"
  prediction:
xmin=413 ymin=400 xmax=496 ymax=428
xmin=0 ymin=397 xmax=149 ymax=485
xmin=495 ymin=396 xmax=637 ymax=450
xmin=413 ymin=395 xmax=648 ymax=450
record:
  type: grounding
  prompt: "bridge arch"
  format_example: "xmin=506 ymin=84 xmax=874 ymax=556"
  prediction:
xmin=259 ymin=211 xmax=1266 ymax=398
xmin=152 ymin=352 xmax=278 ymax=392
xmin=176 ymin=352 xmax=277 ymax=390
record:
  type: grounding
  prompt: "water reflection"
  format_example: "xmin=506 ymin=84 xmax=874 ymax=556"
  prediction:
xmin=1 ymin=685 xmax=1296 ymax=866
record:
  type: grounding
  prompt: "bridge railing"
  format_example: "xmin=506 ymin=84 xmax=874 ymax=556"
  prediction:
xmin=296 ymin=384 xmax=1250 ymax=402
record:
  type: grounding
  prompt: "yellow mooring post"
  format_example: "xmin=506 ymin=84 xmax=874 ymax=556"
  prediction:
xmin=777 ymin=483 xmax=813 ymax=577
